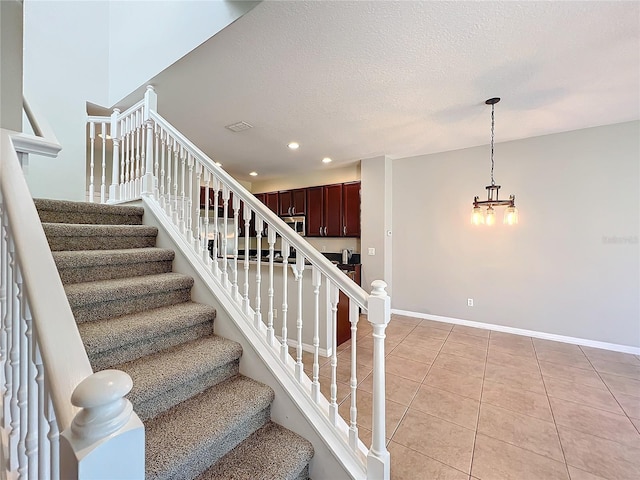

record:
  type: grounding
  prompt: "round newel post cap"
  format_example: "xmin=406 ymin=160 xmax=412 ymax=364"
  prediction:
xmin=370 ymin=280 xmax=388 ymax=297
xmin=71 ymin=369 xmax=132 ymax=409
xmin=146 ymin=84 xmax=155 ymax=92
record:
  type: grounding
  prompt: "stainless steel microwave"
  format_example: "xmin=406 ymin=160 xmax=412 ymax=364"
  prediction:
xmin=281 ymin=216 xmax=306 ymax=236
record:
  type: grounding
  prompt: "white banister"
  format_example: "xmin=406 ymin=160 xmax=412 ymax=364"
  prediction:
xmin=3 ymin=118 xmax=146 ymax=479
xmin=109 ymin=108 xmax=121 ymax=203
xmin=84 ymin=89 xmax=392 ymax=479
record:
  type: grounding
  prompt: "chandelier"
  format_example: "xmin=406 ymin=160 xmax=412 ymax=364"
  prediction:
xmin=471 ymin=97 xmax=518 ymax=226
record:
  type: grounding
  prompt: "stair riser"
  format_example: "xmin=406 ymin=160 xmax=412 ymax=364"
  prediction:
xmin=71 ymin=289 xmax=192 ymax=323
xmin=47 ymin=236 xmax=157 ymax=251
xmin=37 ymin=211 xmax=143 ymax=225
xmin=151 ymin=407 xmax=271 ymax=480
xmin=89 ymin=323 xmax=214 ymax=371
xmin=134 ymin=360 xmax=240 ymax=422
xmin=58 ymin=260 xmax=173 ymax=284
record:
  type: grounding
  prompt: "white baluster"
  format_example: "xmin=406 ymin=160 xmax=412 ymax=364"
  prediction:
xmin=154 ymin=124 xmax=160 ymax=199
xmin=254 ymin=217 xmax=263 ymax=329
xmin=179 ymin=147 xmax=186 ymax=233
xmin=185 ymin=154 xmax=194 ymax=242
xmin=45 ymin=387 xmax=59 ymax=480
xmin=311 ymin=267 xmax=322 ymax=403
xmin=194 ymin=162 xmax=202 ymax=252
xmin=1 ymin=202 xmax=10 ymax=430
xmin=100 ymin=122 xmax=107 ymax=203
xmin=109 ymin=108 xmax=120 ymax=203
xmin=348 ymin=300 xmax=359 ymax=450
xmin=24 ymin=297 xmax=37 ymax=478
xmin=243 ymin=203 xmax=251 ymax=314
xmin=119 ymin=119 xmax=126 ymax=200
xmin=231 ymin=194 xmax=241 ymax=300
xmin=280 ymin=240 xmax=290 ymax=362
xmin=211 ymin=179 xmax=220 ymax=278
xmin=172 ymin=140 xmax=179 ymax=223
xmin=135 ymin=110 xmax=141 ymax=197
xmin=88 ymin=121 xmax=95 ymax=202
xmin=366 ymin=280 xmax=391 ymax=480
xmin=34 ymin=337 xmax=48 ymax=480
xmin=294 ymin=255 xmax=305 ymax=382
xmin=221 ymin=185 xmax=230 ymax=288
xmin=8 ymin=233 xmax=20 ymax=470
xmin=328 ymin=281 xmax=339 ymax=425
xmin=266 ymin=228 xmax=276 ymax=346
xmin=124 ymin=123 xmax=131 ymax=200
xmin=17 ymin=265 xmax=29 ymax=477
xmin=202 ymin=171 xmax=211 ymax=264
xmin=159 ymin=130 xmax=167 ymax=209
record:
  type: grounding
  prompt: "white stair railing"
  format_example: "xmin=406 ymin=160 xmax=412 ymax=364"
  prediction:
xmin=1 ymin=100 xmax=145 ymax=479
xmin=88 ymin=86 xmax=391 ymax=479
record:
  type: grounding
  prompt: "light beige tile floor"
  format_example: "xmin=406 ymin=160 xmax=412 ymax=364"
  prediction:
xmin=316 ymin=313 xmax=640 ymax=480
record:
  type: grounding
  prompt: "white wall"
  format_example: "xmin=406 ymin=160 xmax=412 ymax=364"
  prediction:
xmin=107 ymin=0 xmax=259 ymax=105
xmin=390 ymin=121 xmax=640 ymax=348
xmin=23 ymin=0 xmax=110 ymax=201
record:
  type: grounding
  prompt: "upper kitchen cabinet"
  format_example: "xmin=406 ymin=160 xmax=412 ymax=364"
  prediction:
xmin=254 ymin=192 xmax=279 ymax=214
xmin=342 ymin=181 xmax=361 ymax=237
xmin=306 ymin=184 xmax=344 ymax=237
xmin=279 ymin=188 xmax=307 ymax=216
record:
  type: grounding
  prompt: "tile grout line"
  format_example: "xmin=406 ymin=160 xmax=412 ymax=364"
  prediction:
xmin=468 ymin=328 xmax=491 ymax=479
xmin=577 ymin=344 xmax=640 ymax=441
xmin=533 ymin=338 xmax=574 ymax=480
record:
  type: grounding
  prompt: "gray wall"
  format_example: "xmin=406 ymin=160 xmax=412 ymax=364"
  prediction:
xmin=390 ymin=121 xmax=639 ymax=348
xmin=0 ymin=0 xmax=23 ymax=131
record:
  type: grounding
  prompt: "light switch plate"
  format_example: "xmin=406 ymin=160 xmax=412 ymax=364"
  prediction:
xmin=368 ymin=247 xmax=375 ymax=256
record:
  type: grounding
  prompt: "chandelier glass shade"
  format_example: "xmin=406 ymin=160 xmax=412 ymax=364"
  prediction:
xmin=471 ymin=98 xmax=518 ymax=226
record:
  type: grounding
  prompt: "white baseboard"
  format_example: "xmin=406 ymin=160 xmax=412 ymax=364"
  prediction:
xmin=277 ymin=336 xmax=332 ymax=358
xmin=391 ymin=309 xmax=640 ymax=356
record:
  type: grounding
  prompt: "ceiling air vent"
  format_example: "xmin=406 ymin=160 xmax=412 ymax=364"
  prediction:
xmin=225 ymin=121 xmax=253 ymax=132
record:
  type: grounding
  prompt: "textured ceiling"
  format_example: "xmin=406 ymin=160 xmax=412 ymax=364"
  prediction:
xmin=116 ymin=0 xmax=640 ymax=182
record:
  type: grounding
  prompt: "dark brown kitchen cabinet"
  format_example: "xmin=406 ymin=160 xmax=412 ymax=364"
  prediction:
xmin=279 ymin=188 xmax=307 ymax=216
xmin=306 ymin=184 xmax=343 ymax=237
xmin=306 ymin=187 xmax=324 ymax=237
xmin=324 ymin=184 xmax=343 ymax=236
xmin=254 ymin=192 xmax=279 ymax=214
xmin=342 ymin=181 xmax=360 ymax=237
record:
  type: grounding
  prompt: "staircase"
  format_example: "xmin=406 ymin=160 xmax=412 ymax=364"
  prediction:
xmin=35 ymin=198 xmax=314 ymax=480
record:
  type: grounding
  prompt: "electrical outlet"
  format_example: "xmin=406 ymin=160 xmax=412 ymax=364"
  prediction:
xmin=321 ymin=245 xmax=326 ymax=252
xmin=467 ymin=298 xmax=474 ymax=307
xmin=368 ymin=247 xmax=375 ymax=256
xmin=273 ymin=309 xmax=277 ymax=319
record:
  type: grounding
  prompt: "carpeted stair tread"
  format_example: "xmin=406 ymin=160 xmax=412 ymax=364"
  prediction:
xmin=80 ymin=302 xmax=216 ymax=368
xmin=43 ymin=223 xmax=158 ymax=251
xmin=196 ymin=422 xmax=314 ymax=480
xmin=35 ymin=198 xmax=144 ymax=225
xmin=114 ymin=335 xmax=243 ymax=409
xmin=145 ymin=375 xmax=275 ymax=480
xmin=53 ymin=248 xmax=175 ymax=284
xmin=64 ymin=272 xmax=193 ymax=307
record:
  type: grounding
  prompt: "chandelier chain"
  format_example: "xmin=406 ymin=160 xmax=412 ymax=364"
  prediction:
xmin=490 ymin=103 xmax=495 ymax=186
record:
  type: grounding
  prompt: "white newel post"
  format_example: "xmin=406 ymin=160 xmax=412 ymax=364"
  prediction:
xmin=367 ymin=280 xmax=391 ymax=480
xmin=109 ymin=109 xmax=121 ymax=203
xmin=59 ymin=370 xmax=145 ymax=479
xmin=142 ymin=86 xmax=157 ymax=197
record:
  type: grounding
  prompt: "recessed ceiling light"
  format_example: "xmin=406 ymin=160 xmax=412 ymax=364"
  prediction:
xmin=322 ymin=157 xmax=332 ymax=163
xmin=288 ymin=142 xmax=299 ymax=150
xmin=97 ymin=133 xmax=111 ymax=140
xmin=249 ymin=171 xmax=258 ymax=177
xmin=214 ymin=161 xmax=223 ymax=167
